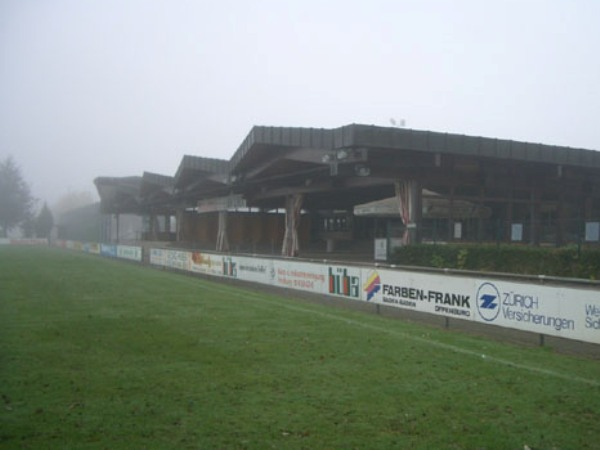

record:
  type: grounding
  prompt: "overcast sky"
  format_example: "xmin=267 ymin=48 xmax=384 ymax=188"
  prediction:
xmin=2 ymin=0 xmax=599 ymax=206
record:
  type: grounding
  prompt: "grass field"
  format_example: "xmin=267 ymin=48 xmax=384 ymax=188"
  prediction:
xmin=1 ymin=246 xmax=599 ymax=449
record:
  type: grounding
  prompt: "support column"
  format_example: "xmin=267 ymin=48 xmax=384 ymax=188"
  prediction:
xmin=165 ymin=214 xmax=174 ymax=241
xmin=216 ymin=210 xmax=229 ymax=252
xmin=149 ymin=214 xmax=156 ymax=240
xmin=506 ymin=196 xmax=513 ymax=243
xmin=557 ymin=193 xmax=565 ymax=246
xmin=282 ymin=194 xmax=303 ymax=257
xmin=530 ymin=188 xmax=540 ymax=246
xmin=115 ymin=213 xmax=120 ymax=244
xmin=477 ymin=187 xmax=485 ymax=242
xmin=176 ymin=209 xmax=183 ymax=242
xmin=584 ymin=197 xmax=592 ymax=221
xmin=448 ymin=185 xmax=455 ymax=241
xmin=395 ymin=180 xmax=421 ymax=245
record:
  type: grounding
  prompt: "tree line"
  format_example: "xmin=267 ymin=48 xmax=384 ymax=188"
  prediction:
xmin=0 ymin=156 xmax=54 ymax=239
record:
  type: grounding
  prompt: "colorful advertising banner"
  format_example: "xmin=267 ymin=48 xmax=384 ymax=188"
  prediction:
xmin=143 ymin=246 xmax=599 ymax=345
xmin=327 ymin=265 xmax=363 ymax=300
xmin=190 ymin=251 xmax=224 ymax=277
xmin=361 ymin=268 xmax=472 ymax=319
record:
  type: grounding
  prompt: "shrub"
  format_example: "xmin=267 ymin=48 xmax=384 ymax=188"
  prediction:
xmin=391 ymin=244 xmax=600 ymax=280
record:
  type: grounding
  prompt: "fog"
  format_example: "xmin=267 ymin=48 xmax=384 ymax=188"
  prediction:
xmin=2 ymin=0 xmax=600 ymax=207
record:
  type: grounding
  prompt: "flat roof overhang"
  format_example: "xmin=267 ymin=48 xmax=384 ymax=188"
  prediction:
xmin=227 ymin=125 xmax=600 ymax=212
xmin=174 ymin=155 xmax=230 ymax=206
xmin=139 ymin=172 xmax=176 ymax=214
xmin=94 ymin=176 xmax=143 ymax=214
xmin=94 ymin=124 xmax=600 ymax=218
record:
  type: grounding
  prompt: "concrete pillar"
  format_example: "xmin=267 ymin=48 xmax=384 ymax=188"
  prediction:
xmin=530 ymin=189 xmax=540 ymax=246
xmin=115 ymin=213 xmax=120 ymax=244
xmin=216 ymin=210 xmax=229 ymax=252
xmin=395 ymin=179 xmax=422 ymax=245
xmin=282 ymin=194 xmax=303 ymax=257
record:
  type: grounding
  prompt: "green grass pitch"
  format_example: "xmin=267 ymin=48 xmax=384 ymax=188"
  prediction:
xmin=1 ymin=246 xmax=599 ymax=449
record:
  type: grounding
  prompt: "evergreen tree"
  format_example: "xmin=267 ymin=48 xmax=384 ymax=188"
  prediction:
xmin=35 ymin=202 xmax=54 ymax=238
xmin=21 ymin=210 xmax=36 ymax=238
xmin=0 ymin=157 xmax=35 ymax=237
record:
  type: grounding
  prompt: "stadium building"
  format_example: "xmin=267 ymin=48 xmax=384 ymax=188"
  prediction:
xmin=94 ymin=124 xmax=600 ymax=258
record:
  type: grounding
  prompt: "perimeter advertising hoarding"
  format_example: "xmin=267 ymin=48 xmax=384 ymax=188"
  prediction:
xmin=189 ymin=251 xmax=224 ymax=277
xmin=361 ymin=268 xmax=472 ymax=318
xmin=117 ymin=245 xmax=142 ymax=262
xmin=207 ymin=255 xmax=356 ymax=298
xmin=145 ymin=247 xmax=599 ymax=344
xmin=3 ymin=238 xmax=48 ymax=245
xmin=100 ymin=244 xmax=117 ymax=257
xmin=271 ymin=259 xmax=328 ymax=295
xmin=326 ymin=265 xmax=363 ymax=300
xmin=162 ymin=249 xmax=191 ymax=271
xmin=230 ymin=255 xmax=274 ymax=285
xmin=149 ymin=248 xmax=166 ymax=266
xmin=88 ymin=243 xmax=101 ymax=254
xmin=472 ymin=278 xmax=600 ymax=344
xmin=361 ymin=267 xmax=599 ymax=343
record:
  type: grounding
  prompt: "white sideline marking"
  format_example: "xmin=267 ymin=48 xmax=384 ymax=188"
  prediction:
xmin=190 ymin=277 xmax=600 ymax=388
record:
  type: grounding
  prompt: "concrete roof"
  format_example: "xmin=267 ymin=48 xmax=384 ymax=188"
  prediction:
xmin=95 ymin=124 xmax=600 ymax=214
xmin=230 ymin=124 xmax=600 ymax=172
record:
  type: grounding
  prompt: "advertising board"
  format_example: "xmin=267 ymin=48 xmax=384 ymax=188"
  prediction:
xmin=162 ymin=249 xmax=191 ymax=271
xmin=100 ymin=244 xmax=117 ymax=257
xmin=189 ymin=251 xmax=224 ymax=276
xmin=361 ymin=268 xmax=472 ymax=318
xmin=472 ymin=278 xmax=600 ymax=343
xmin=149 ymin=248 xmax=167 ymax=266
xmin=374 ymin=239 xmax=387 ymax=261
xmin=7 ymin=238 xmax=48 ymax=245
xmin=272 ymin=260 xmax=328 ymax=295
xmin=327 ymin=265 xmax=362 ymax=300
xmin=230 ymin=255 xmax=274 ymax=284
xmin=143 ymin=246 xmax=599 ymax=345
xmin=117 ymin=245 xmax=142 ymax=262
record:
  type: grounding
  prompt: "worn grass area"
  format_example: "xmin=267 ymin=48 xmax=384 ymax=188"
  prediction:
xmin=1 ymin=246 xmax=599 ymax=449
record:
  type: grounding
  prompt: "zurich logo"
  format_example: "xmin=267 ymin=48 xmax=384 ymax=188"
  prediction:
xmin=476 ymin=282 xmax=501 ymax=322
